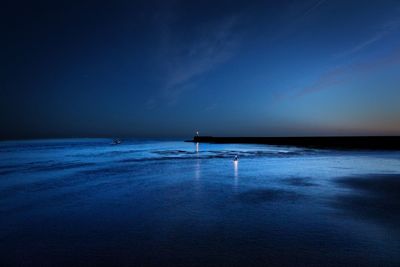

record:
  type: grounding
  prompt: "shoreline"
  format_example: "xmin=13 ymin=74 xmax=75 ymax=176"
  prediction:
xmin=188 ymin=136 xmax=400 ymax=150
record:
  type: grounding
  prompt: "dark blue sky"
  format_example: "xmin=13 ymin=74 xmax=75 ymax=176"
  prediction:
xmin=2 ymin=0 xmax=400 ymax=139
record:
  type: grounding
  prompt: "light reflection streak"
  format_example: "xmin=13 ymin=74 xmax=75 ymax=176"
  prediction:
xmin=195 ymin=159 xmax=201 ymax=181
xmin=233 ymin=160 xmax=239 ymax=188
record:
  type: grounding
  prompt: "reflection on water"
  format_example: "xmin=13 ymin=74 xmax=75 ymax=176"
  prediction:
xmin=1 ymin=139 xmax=400 ymax=267
xmin=233 ymin=159 xmax=239 ymax=188
xmin=195 ymin=158 xmax=201 ymax=181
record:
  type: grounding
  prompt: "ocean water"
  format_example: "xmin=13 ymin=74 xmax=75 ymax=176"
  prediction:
xmin=1 ymin=139 xmax=400 ymax=266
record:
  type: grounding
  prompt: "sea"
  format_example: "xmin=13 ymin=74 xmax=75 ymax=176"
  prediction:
xmin=1 ymin=139 xmax=399 ymax=266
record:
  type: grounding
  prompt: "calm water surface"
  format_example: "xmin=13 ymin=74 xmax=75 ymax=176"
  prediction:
xmin=1 ymin=139 xmax=400 ymax=266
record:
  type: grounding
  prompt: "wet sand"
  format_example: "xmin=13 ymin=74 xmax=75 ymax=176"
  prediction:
xmin=333 ymin=174 xmax=400 ymax=227
xmin=1 ymin=139 xmax=400 ymax=266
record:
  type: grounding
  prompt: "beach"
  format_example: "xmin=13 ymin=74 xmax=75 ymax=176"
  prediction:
xmin=1 ymin=139 xmax=400 ymax=266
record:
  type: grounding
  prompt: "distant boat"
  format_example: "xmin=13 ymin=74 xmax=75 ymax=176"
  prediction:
xmin=111 ymin=139 xmax=122 ymax=145
xmin=234 ymin=155 xmax=239 ymax=162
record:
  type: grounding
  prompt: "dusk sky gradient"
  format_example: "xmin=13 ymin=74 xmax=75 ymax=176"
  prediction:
xmin=2 ymin=0 xmax=400 ymax=139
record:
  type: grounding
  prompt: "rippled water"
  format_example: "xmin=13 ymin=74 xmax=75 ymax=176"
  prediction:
xmin=1 ymin=139 xmax=400 ymax=266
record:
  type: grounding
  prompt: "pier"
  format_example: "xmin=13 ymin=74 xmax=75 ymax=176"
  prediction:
xmin=189 ymin=136 xmax=400 ymax=150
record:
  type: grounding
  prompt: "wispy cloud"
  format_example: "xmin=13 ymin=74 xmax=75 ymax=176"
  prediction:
xmin=335 ymin=19 xmax=400 ymax=58
xmin=281 ymin=15 xmax=400 ymax=101
xmin=165 ymin=16 xmax=240 ymax=104
xmin=149 ymin=14 xmax=242 ymax=107
xmin=299 ymin=0 xmax=327 ymax=19
xmin=292 ymin=46 xmax=400 ymax=99
xmin=272 ymin=0 xmax=327 ymax=41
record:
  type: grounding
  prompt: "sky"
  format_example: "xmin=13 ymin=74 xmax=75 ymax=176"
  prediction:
xmin=1 ymin=0 xmax=400 ymax=139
